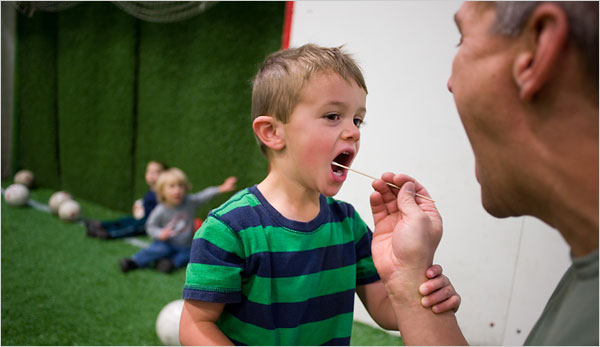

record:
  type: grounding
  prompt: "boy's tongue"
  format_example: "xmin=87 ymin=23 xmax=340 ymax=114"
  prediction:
xmin=332 ymin=163 xmax=344 ymax=176
xmin=331 ymin=152 xmax=350 ymax=176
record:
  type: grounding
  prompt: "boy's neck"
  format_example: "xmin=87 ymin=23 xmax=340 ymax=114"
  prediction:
xmin=257 ymin=169 xmax=321 ymax=223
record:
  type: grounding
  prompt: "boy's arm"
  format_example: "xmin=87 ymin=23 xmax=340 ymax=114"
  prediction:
xmin=145 ymin=206 xmax=164 ymax=239
xmin=356 ymin=280 xmax=398 ymax=330
xmin=179 ymin=300 xmax=232 ymax=346
xmin=218 ymin=176 xmax=237 ymax=193
xmin=189 ymin=187 xmax=221 ymax=206
xmin=370 ymin=173 xmax=467 ymax=345
xmin=356 ymin=269 xmax=462 ymax=331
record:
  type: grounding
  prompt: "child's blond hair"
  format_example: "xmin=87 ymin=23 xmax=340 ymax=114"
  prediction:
xmin=155 ymin=168 xmax=192 ymax=204
xmin=251 ymin=43 xmax=368 ymax=155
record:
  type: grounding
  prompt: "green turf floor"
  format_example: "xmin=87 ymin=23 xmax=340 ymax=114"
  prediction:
xmin=1 ymin=184 xmax=403 ymax=346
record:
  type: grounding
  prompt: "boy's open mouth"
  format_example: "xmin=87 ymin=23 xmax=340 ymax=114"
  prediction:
xmin=331 ymin=151 xmax=353 ymax=176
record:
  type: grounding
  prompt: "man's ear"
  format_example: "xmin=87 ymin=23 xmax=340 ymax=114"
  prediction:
xmin=513 ymin=3 xmax=568 ymax=101
xmin=253 ymin=115 xmax=285 ymax=151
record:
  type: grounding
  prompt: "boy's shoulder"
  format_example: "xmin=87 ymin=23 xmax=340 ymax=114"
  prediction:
xmin=206 ymin=186 xmax=361 ymax=233
xmin=323 ymin=195 xmax=357 ymax=217
xmin=211 ymin=186 xmax=261 ymax=218
xmin=205 ymin=186 xmax=268 ymax=233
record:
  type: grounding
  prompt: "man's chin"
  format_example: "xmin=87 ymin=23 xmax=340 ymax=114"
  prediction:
xmin=481 ymin=193 xmax=513 ymax=218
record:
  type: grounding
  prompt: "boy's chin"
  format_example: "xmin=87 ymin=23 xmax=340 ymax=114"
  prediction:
xmin=320 ymin=185 xmax=342 ymax=197
xmin=167 ymin=198 xmax=183 ymax=206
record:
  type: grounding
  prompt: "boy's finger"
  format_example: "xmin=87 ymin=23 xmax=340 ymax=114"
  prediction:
xmin=419 ymin=275 xmax=450 ymax=296
xmin=432 ymin=295 xmax=461 ymax=314
xmin=426 ymin=264 xmax=443 ymax=278
xmin=421 ymin=285 xmax=455 ymax=308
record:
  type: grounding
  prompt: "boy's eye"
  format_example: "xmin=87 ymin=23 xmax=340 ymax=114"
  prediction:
xmin=354 ymin=117 xmax=364 ymax=128
xmin=325 ymin=113 xmax=340 ymax=121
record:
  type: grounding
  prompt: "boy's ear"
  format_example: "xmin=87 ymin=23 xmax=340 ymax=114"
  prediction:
xmin=252 ymin=115 xmax=285 ymax=151
xmin=512 ymin=3 xmax=568 ymax=101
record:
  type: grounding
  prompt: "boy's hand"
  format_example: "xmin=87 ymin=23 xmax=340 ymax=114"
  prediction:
xmin=159 ymin=227 xmax=175 ymax=240
xmin=219 ymin=176 xmax=238 ymax=193
xmin=420 ymin=264 xmax=461 ymax=313
xmin=132 ymin=199 xmax=145 ymax=219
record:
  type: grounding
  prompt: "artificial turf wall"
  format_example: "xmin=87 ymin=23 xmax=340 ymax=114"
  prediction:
xmin=14 ymin=2 xmax=283 ymax=214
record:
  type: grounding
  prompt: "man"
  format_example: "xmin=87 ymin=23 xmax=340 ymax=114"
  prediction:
xmin=370 ymin=2 xmax=598 ymax=345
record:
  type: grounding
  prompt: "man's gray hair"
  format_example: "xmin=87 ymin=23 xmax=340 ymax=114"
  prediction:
xmin=492 ymin=2 xmax=598 ymax=84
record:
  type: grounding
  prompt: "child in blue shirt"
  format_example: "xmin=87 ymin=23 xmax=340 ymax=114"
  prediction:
xmin=85 ymin=160 xmax=166 ymax=239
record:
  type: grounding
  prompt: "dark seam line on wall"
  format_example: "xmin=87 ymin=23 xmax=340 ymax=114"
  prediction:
xmin=130 ymin=19 xmax=140 ymax=200
xmin=54 ymin=13 xmax=61 ymax=187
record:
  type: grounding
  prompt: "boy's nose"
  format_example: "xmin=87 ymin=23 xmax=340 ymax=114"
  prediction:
xmin=341 ymin=121 xmax=360 ymax=142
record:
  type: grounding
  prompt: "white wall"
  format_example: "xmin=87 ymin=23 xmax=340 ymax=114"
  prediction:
xmin=289 ymin=2 xmax=571 ymax=345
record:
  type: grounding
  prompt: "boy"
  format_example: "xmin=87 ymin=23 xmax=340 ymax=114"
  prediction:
xmin=180 ymin=44 xmax=460 ymax=345
xmin=119 ymin=168 xmax=237 ymax=273
xmin=85 ymin=160 xmax=166 ymax=239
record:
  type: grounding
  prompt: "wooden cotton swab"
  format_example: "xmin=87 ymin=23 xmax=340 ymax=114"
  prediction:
xmin=332 ymin=161 xmax=436 ymax=202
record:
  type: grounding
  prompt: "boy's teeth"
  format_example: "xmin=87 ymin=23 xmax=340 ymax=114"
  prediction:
xmin=333 ymin=170 xmax=342 ymax=176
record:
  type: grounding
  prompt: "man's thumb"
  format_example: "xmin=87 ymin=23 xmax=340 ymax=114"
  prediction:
xmin=398 ymin=181 xmax=421 ymax=214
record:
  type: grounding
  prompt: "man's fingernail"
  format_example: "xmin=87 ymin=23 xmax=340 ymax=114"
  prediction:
xmin=405 ymin=182 xmax=415 ymax=195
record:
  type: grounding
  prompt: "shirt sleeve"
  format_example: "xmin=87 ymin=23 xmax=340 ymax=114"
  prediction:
xmin=142 ymin=190 xmax=158 ymax=216
xmin=188 ymin=186 xmax=221 ymax=207
xmin=182 ymin=214 xmax=245 ymax=303
xmin=353 ymin=211 xmax=381 ymax=285
xmin=145 ymin=204 xmax=165 ymax=239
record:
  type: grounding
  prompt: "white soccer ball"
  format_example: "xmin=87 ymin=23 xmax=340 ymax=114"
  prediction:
xmin=14 ymin=170 xmax=34 ymax=188
xmin=58 ymin=200 xmax=81 ymax=222
xmin=156 ymin=299 xmax=184 ymax=346
xmin=49 ymin=191 xmax=72 ymax=215
xmin=4 ymin=184 xmax=29 ymax=206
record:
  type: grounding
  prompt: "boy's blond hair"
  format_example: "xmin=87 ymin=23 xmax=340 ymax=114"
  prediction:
xmin=251 ymin=43 xmax=368 ymax=155
xmin=155 ymin=168 xmax=192 ymax=204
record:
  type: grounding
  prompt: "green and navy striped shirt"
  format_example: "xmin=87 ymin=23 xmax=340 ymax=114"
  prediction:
xmin=182 ymin=185 xmax=380 ymax=346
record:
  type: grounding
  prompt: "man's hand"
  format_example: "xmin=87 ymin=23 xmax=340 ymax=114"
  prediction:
xmin=369 ymin=173 xmax=468 ymax=345
xmin=370 ymin=173 xmax=442 ymax=293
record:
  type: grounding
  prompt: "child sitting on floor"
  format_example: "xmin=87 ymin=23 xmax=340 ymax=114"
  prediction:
xmin=85 ymin=160 xmax=167 ymax=239
xmin=119 ymin=168 xmax=237 ymax=273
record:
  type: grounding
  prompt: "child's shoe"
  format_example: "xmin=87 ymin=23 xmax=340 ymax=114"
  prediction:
xmin=156 ymin=258 xmax=175 ymax=273
xmin=84 ymin=219 xmax=101 ymax=237
xmin=85 ymin=219 xmax=102 ymax=229
xmin=94 ymin=227 xmax=110 ymax=239
xmin=119 ymin=258 xmax=138 ymax=273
